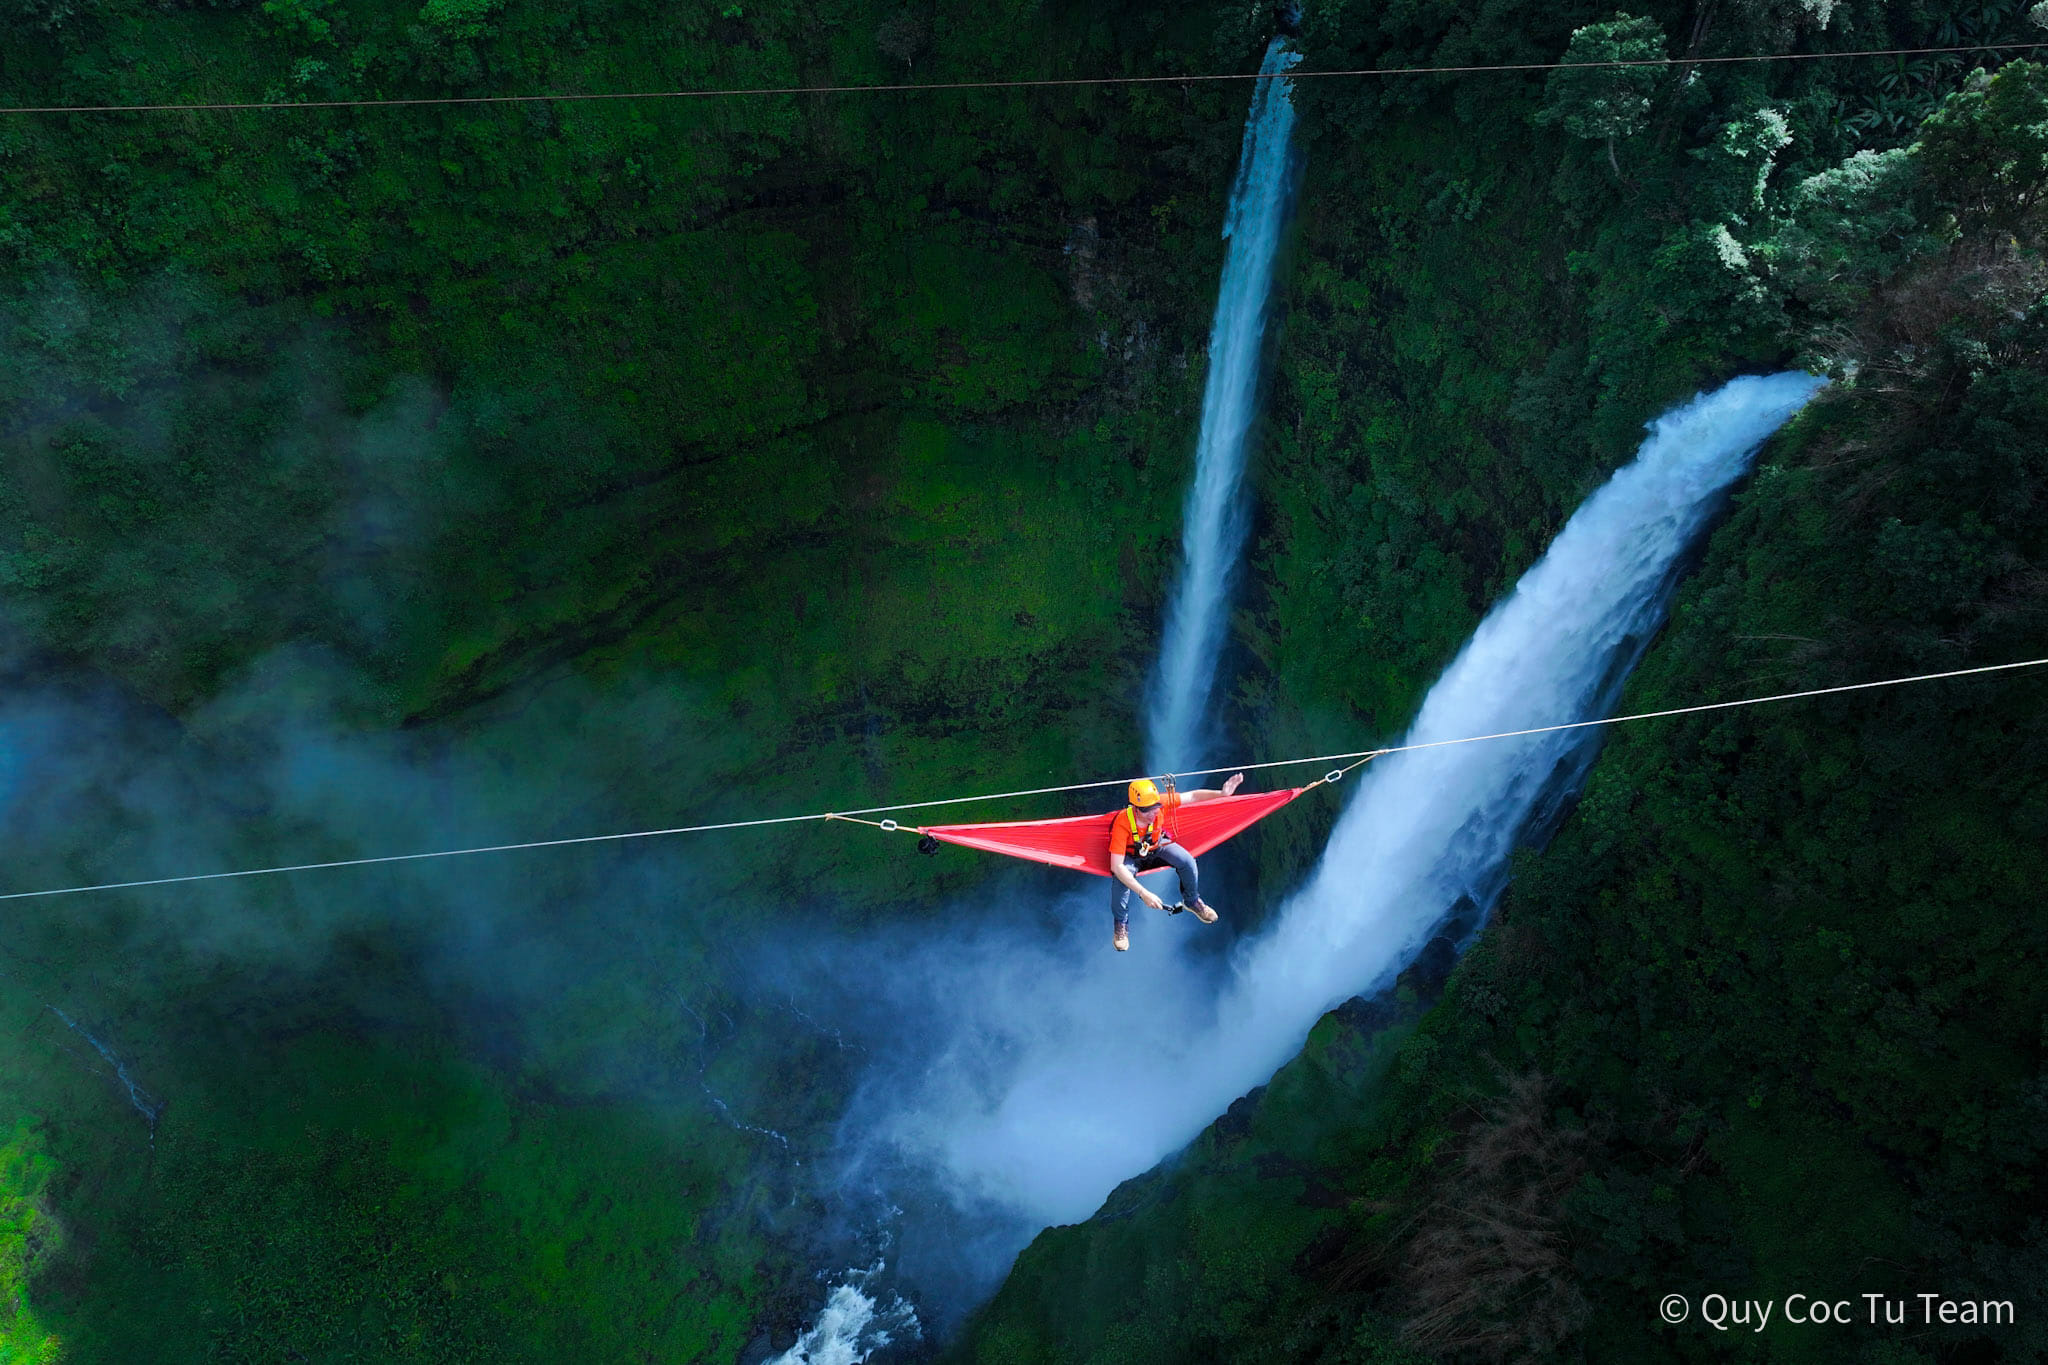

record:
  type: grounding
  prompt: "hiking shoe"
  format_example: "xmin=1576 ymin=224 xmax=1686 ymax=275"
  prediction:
xmin=1190 ymin=900 xmax=1219 ymax=924
xmin=1114 ymin=923 xmax=1130 ymax=952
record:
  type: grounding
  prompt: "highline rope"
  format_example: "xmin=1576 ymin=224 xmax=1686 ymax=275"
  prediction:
xmin=0 ymin=654 xmax=2039 ymax=903
xmin=0 ymin=43 xmax=2039 ymax=117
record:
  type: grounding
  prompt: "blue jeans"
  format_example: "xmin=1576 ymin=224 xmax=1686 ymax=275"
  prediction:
xmin=1110 ymin=840 xmax=1200 ymax=928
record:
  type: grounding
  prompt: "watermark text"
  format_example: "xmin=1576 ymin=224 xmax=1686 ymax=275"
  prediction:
xmin=1658 ymin=1294 xmax=2015 ymax=1331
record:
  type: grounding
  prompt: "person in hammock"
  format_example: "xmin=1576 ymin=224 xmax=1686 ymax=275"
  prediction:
xmin=1109 ymin=773 xmax=1244 ymax=952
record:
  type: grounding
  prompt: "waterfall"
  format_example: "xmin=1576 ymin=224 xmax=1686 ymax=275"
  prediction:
xmin=875 ymin=372 xmax=1824 ymax=1229
xmin=769 ymin=39 xmax=1310 ymax=1351
xmin=1146 ymin=36 xmax=1303 ymax=773
xmin=765 ymin=1264 xmax=920 ymax=1365
xmin=1204 ymin=372 xmax=1826 ymax=1080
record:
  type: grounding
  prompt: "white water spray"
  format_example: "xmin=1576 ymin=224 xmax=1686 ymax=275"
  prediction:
xmin=1147 ymin=36 xmax=1302 ymax=774
xmin=878 ymin=372 xmax=1824 ymax=1228
xmin=765 ymin=1264 xmax=920 ymax=1365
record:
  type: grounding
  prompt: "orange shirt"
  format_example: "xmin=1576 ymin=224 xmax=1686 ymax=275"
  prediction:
xmin=1108 ymin=791 xmax=1182 ymax=858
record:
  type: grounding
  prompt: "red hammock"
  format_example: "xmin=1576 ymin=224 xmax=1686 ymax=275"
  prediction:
xmin=919 ymin=788 xmax=1305 ymax=877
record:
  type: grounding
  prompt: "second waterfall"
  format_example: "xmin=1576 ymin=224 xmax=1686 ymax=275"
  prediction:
xmin=1147 ymin=35 xmax=1303 ymax=774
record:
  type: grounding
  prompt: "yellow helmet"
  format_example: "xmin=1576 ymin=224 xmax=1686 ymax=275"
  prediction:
xmin=1127 ymin=778 xmax=1162 ymax=809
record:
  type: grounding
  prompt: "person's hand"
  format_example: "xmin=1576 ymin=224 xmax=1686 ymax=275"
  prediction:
xmin=1223 ymin=772 xmax=1244 ymax=795
xmin=1141 ymin=891 xmax=1165 ymax=912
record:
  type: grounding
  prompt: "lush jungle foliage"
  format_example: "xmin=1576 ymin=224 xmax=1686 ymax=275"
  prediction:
xmin=0 ymin=5 xmax=1245 ymax=1352
xmin=0 ymin=0 xmax=2042 ymax=1359
xmin=960 ymin=46 xmax=2048 ymax=1365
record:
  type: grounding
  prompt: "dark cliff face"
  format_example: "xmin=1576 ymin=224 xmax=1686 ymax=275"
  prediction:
xmin=1 ymin=0 xmax=2044 ymax=1360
